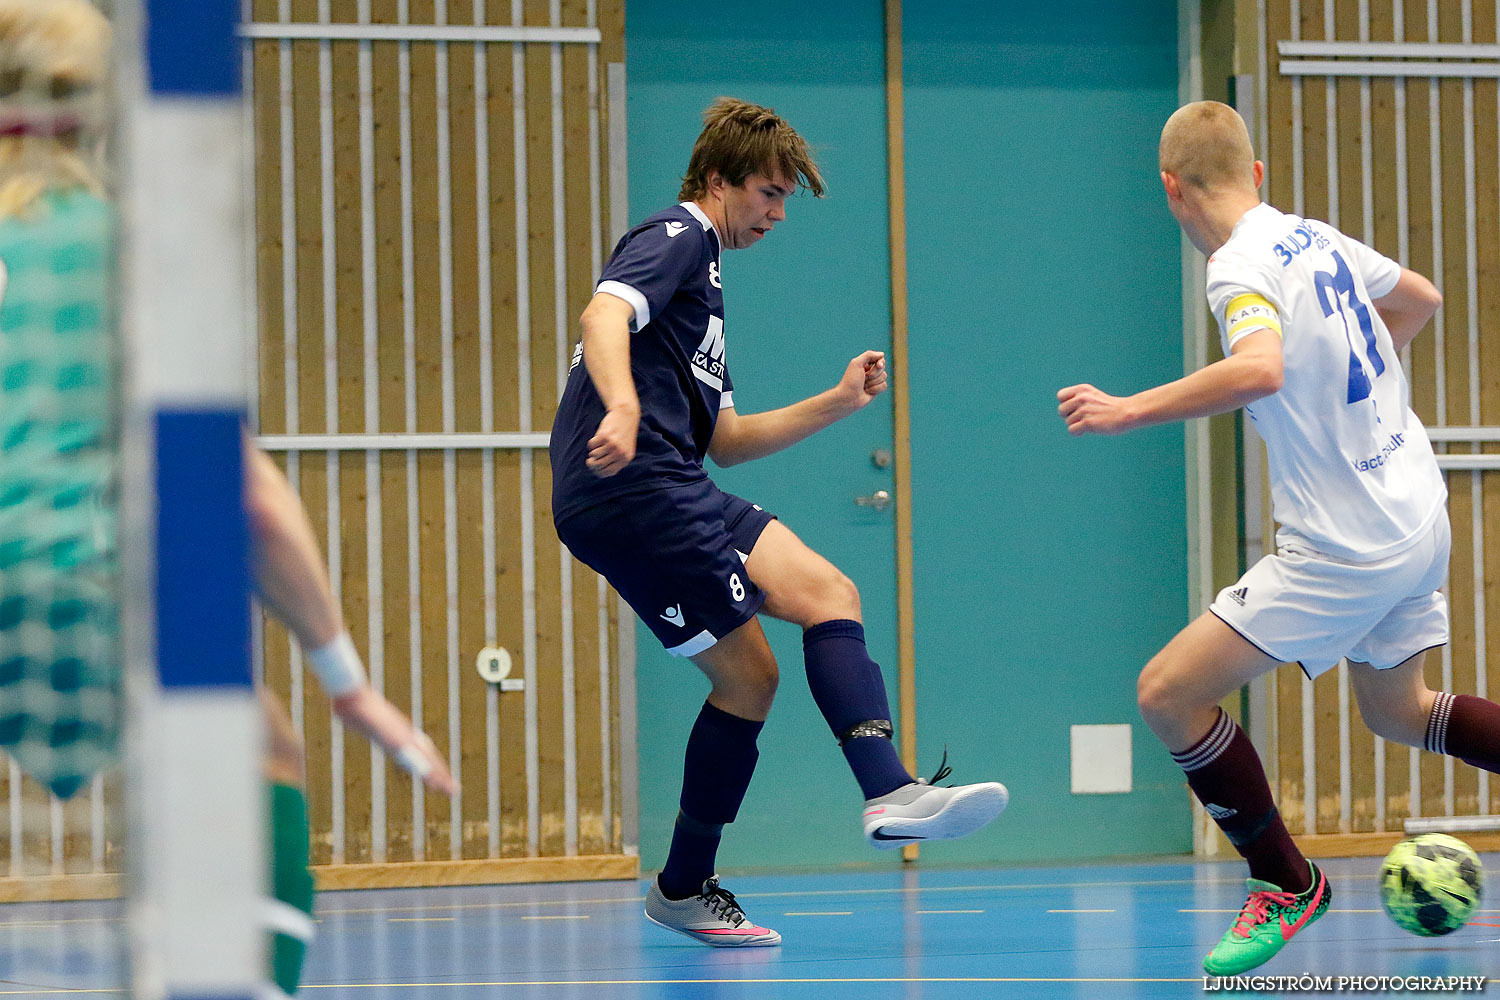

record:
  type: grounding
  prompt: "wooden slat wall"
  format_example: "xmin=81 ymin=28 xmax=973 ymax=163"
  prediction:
xmin=1259 ymin=0 xmax=1500 ymax=848
xmin=0 ymin=771 xmax=120 ymax=886
xmin=0 ymin=0 xmax=631 ymax=900
xmin=249 ymin=0 xmax=629 ymax=877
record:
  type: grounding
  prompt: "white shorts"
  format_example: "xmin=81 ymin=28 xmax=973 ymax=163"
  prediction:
xmin=1210 ymin=514 xmax=1450 ymax=678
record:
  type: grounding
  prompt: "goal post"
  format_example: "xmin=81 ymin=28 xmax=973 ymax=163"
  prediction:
xmin=116 ymin=1 xmax=261 ymax=997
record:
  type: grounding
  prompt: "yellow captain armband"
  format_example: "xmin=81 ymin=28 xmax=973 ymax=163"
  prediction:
xmin=1224 ymin=293 xmax=1282 ymax=348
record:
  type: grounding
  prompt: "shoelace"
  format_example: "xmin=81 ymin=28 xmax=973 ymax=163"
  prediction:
xmin=699 ymin=877 xmax=747 ymax=927
xmin=1230 ymin=888 xmax=1295 ymax=938
xmin=924 ymin=746 xmax=952 ymax=786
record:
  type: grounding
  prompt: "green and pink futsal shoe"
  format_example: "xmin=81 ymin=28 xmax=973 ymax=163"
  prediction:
xmin=1203 ymin=861 xmax=1331 ymax=975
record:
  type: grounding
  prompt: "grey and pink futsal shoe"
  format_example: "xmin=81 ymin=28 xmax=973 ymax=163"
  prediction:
xmin=644 ymin=875 xmax=782 ymax=947
xmin=862 ymin=757 xmax=1009 ymax=849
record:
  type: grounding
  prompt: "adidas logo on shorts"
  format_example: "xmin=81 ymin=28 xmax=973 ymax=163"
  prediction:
xmin=1227 ymin=587 xmax=1249 ymax=606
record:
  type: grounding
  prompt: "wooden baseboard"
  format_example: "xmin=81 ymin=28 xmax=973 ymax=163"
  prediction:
xmin=314 ymin=854 xmax=641 ymax=891
xmin=0 ymin=855 xmax=640 ymax=902
xmin=0 ymin=873 xmax=121 ymax=903
xmin=1294 ymin=831 xmax=1500 ymax=858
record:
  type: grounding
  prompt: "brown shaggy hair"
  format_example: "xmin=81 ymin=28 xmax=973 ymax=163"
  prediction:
xmin=678 ymin=97 xmax=824 ymax=202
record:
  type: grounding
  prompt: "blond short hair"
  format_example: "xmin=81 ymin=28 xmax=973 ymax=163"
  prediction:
xmin=0 ymin=0 xmax=111 ymax=220
xmin=1159 ymin=101 xmax=1256 ymax=192
xmin=678 ymin=97 xmax=824 ymax=202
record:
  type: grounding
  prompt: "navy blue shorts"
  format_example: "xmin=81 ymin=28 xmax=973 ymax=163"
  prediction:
xmin=555 ymin=479 xmax=776 ymax=656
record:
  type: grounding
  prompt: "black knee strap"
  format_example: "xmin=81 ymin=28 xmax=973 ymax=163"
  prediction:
xmin=838 ymin=719 xmax=894 ymax=746
xmin=1221 ymin=806 xmax=1280 ymax=849
xmin=674 ymin=809 xmax=725 ymax=838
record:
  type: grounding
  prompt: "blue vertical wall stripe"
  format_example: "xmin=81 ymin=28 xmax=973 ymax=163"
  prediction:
xmin=155 ymin=410 xmax=251 ymax=689
xmin=145 ymin=0 xmax=240 ymax=96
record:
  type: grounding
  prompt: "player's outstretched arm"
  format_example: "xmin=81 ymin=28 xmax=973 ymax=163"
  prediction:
xmin=708 ymin=351 xmax=887 ymax=467
xmin=246 ymin=444 xmax=343 ymax=647
xmin=1374 ymin=268 xmax=1442 ymax=353
xmin=580 ymin=291 xmax=642 ymax=478
xmin=1058 ymin=328 xmax=1283 ymax=436
xmin=245 ymin=441 xmax=457 ymax=795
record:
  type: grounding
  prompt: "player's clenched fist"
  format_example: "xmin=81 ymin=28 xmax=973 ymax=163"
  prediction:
xmin=587 ymin=404 xmax=639 ymax=477
xmin=1056 ymin=383 xmax=1138 ymax=436
xmin=841 ymin=350 xmax=888 ymax=409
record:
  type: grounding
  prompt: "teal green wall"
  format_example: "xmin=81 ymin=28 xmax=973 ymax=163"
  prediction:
xmin=624 ymin=0 xmax=904 ymax=871
xmin=901 ymin=1 xmax=1190 ymax=863
xmin=625 ymin=0 xmax=1190 ymax=871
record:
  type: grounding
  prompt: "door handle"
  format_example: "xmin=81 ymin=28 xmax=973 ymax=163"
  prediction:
xmin=854 ymin=490 xmax=893 ymax=512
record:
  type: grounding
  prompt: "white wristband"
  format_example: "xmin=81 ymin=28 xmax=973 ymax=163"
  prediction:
xmin=306 ymin=632 xmax=367 ymax=698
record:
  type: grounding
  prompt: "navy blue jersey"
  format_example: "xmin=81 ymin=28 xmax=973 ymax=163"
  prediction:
xmin=551 ymin=202 xmax=732 ymax=520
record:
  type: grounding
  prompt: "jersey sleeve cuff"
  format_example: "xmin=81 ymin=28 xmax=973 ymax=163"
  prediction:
xmin=595 ymin=280 xmax=650 ymax=331
xmin=1364 ymin=264 xmax=1401 ymax=300
xmin=719 ymin=391 xmax=734 ymax=410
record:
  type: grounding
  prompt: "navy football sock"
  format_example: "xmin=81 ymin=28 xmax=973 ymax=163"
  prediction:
xmin=658 ymin=701 xmax=762 ymax=900
xmin=803 ymin=619 xmax=914 ymax=800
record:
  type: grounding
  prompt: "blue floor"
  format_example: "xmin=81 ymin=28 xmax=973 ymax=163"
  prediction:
xmin=2 ymin=855 xmax=1496 ymax=997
